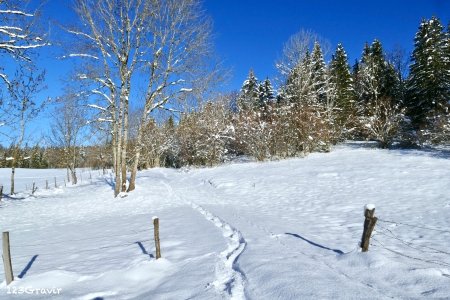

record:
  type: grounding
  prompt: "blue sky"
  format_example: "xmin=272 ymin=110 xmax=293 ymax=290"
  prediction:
xmin=204 ymin=0 xmax=450 ymax=89
xmin=1 ymin=0 xmax=450 ymax=145
xmin=37 ymin=0 xmax=450 ymax=94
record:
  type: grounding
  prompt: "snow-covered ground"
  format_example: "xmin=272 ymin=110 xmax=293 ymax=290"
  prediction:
xmin=1 ymin=144 xmax=450 ymax=299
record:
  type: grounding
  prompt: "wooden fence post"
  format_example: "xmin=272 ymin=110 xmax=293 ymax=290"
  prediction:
xmin=54 ymin=177 xmax=57 ymax=188
xmin=46 ymin=180 xmax=48 ymax=190
xmin=0 ymin=185 xmax=3 ymax=202
xmin=32 ymin=182 xmax=36 ymax=195
xmin=64 ymin=179 xmax=66 ymax=187
xmin=361 ymin=204 xmax=378 ymax=252
xmin=2 ymin=232 xmax=14 ymax=284
xmin=153 ymin=217 xmax=161 ymax=259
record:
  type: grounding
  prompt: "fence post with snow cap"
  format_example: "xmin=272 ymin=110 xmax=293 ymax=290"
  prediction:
xmin=361 ymin=204 xmax=378 ymax=252
xmin=2 ymin=232 xmax=14 ymax=285
xmin=153 ymin=217 xmax=161 ymax=259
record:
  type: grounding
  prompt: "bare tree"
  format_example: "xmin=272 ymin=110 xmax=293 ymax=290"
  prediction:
xmin=0 ymin=0 xmax=48 ymax=87
xmin=66 ymin=0 xmax=217 ymax=196
xmin=6 ymin=64 xmax=46 ymax=194
xmin=50 ymin=92 xmax=86 ymax=185
xmin=276 ymin=29 xmax=331 ymax=81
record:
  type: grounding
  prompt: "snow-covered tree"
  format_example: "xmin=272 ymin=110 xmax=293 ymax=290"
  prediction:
xmin=355 ymin=40 xmax=405 ymax=146
xmin=0 ymin=0 xmax=47 ymax=85
xmin=258 ymin=78 xmax=275 ymax=108
xmin=328 ymin=43 xmax=355 ymax=130
xmin=407 ymin=17 xmax=450 ymax=142
xmin=310 ymin=42 xmax=327 ymax=104
xmin=178 ymin=99 xmax=234 ymax=165
xmin=67 ymin=0 xmax=215 ymax=196
xmin=238 ymin=69 xmax=259 ymax=110
xmin=283 ymin=51 xmax=316 ymax=105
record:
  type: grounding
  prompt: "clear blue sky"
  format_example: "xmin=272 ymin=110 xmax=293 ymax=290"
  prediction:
xmin=38 ymin=0 xmax=450 ymax=93
xmin=203 ymin=0 xmax=450 ymax=89
xmin=1 ymin=0 xmax=450 ymax=145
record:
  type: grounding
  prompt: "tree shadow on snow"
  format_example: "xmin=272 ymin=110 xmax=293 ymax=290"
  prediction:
xmin=285 ymin=233 xmax=344 ymax=255
xmin=394 ymin=146 xmax=450 ymax=160
xmin=18 ymin=255 xmax=38 ymax=279
xmin=103 ymin=173 xmax=115 ymax=190
xmin=135 ymin=241 xmax=154 ymax=259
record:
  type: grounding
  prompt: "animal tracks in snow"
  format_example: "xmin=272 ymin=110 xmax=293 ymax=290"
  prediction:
xmin=160 ymin=176 xmax=247 ymax=300
xmin=191 ymin=203 xmax=247 ymax=300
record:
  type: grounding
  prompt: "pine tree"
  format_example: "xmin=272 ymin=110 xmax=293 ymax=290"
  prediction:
xmin=258 ymin=78 xmax=275 ymax=108
xmin=310 ymin=42 xmax=327 ymax=104
xmin=356 ymin=40 xmax=405 ymax=146
xmin=329 ymin=43 xmax=355 ymax=125
xmin=238 ymin=69 xmax=260 ymax=110
xmin=407 ymin=17 xmax=450 ymax=130
xmin=356 ymin=40 xmax=401 ymax=104
xmin=284 ymin=51 xmax=315 ymax=105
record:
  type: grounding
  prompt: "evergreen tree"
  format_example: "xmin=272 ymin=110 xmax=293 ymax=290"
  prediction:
xmin=329 ymin=43 xmax=355 ymax=124
xmin=284 ymin=50 xmax=315 ymax=105
xmin=356 ymin=39 xmax=400 ymax=104
xmin=258 ymin=78 xmax=275 ymax=108
xmin=407 ymin=17 xmax=450 ymax=129
xmin=310 ymin=42 xmax=327 ymax=104
xmin=238 ymin=69 xmax=260 ymax=110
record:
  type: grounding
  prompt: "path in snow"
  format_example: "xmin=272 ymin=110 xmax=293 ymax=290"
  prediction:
xmin=160 ymin=173 xmax=247 ymax=300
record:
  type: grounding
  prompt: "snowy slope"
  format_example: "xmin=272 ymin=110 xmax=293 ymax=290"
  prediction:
xmin=1 ymin=144 xmax=450 ymax=299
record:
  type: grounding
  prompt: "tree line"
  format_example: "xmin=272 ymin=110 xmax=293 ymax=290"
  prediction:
xmin=130 ymin=17 xmax=449 ymax=168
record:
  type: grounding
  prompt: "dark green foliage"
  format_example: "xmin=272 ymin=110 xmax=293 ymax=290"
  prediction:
xmin=329 ymin=43 xmax=355 ymax=122
xmin=238 ymin=69 xmax=260 ymax=110
xmin=310 ymin=42 xmax=327 ymax=104
xmin=407 ymin=17 xmax=450 ymax=129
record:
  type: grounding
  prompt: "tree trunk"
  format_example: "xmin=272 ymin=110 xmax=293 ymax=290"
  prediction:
xmin=70 ymin=165 xmax=78 ymax=184
xmin=66 ymin=167 xmax=71 ymax=183
xmin=114 ymin=95 xmax=124 ymax=197
xmin=128 ymin=101 xmax=147 ymax=192
xmin=121 ymin=118 xmax=128 ymax=192
xmin=10 ymin=166 xmax=15 ymax=195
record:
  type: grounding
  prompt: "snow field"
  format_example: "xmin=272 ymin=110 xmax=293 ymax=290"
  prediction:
xmin=0 ymin=144 xmax=450 ymax=299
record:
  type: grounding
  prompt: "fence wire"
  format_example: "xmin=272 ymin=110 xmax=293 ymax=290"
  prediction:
xmin=378 ymin=218 xmax=450 ymax=234
xmin=10 ymin=227 xmax=154 ymax=249
xmin=371 ymin=215 xmax=450 ymax=268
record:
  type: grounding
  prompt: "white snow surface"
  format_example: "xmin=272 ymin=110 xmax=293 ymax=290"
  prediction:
xmin=1 ymin=144 xmax=450 ymax=299
xmin=365 ymin=204 xmax=375 ymax=211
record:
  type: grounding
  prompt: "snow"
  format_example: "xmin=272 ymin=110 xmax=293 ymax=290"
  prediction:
xmin=1 ymin=144 xmax=450 ymax=299
xmin=365 ymin=204 xmax=375 ymax=211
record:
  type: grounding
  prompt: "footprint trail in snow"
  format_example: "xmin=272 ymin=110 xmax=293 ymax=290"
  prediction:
xmin=160 ymin=177 xmax=247 ymax=300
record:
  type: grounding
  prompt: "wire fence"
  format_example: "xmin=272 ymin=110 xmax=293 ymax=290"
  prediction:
xmin=370 ymin=217 xmax=450 ymax=268
xmin=0 ymin=168 xmax=112 ymax=197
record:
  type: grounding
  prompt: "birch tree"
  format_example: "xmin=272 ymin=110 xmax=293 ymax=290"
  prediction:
xmin=50 ymin=92 xmax=86 ymax=185
xmin=0 ymin=0 xmax=47 ymax=86
xmin=6 ymin=65 xmax=46 ymax=194
xmin=66 ymin=0 xmax=215 ymax=196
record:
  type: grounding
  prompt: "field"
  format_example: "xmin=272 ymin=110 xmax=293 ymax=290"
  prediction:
xmin=1 ymin=144 xmax=450 ymax=299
